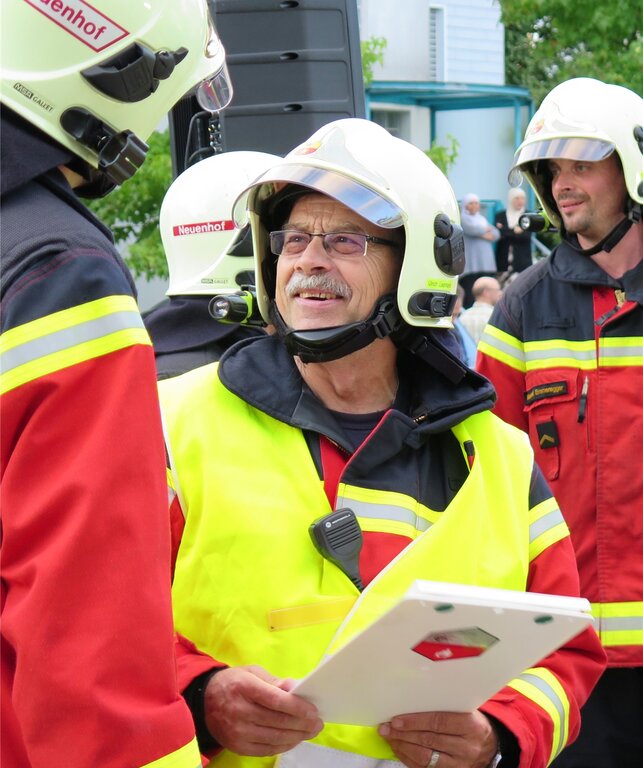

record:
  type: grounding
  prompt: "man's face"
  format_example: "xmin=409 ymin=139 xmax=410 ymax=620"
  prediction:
xmin=548 ymin=154 xmax=627 ymax=247
xmin=274 ymin=194 xmax=401 ymax=332
xmin=465 ymin=199 xmax=481 ymax=215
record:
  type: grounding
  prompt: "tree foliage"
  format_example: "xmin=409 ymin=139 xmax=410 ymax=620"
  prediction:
xmin=500 ymin=0 xmax=642 ymax=104
xmin=425 ymin=133 xmax=460 ymax=176
xmin=361 ymin=36 xmax=387 ymax=87
xmin=86 ymin=129 xmax=172 ymax=280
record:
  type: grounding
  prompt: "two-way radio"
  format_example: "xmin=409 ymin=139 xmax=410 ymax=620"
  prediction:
xmin=309 ymin=508 xmax=364 ymax=592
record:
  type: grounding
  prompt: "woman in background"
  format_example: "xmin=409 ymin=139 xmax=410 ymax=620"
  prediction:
xmin=494 ymin=187 xmax=533 ymax=281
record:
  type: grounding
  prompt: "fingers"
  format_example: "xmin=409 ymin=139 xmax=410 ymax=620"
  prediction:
xmin=378 ymin=711 xmax=498 ymax=768
xmin=379 ymin=722 xmax=451 ymax=768
xmin=203 ymin=666 xmax=323 ymax=756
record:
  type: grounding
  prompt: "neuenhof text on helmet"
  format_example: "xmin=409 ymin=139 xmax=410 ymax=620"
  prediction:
xmin=25 ymin=0 xmax=128 ymax=53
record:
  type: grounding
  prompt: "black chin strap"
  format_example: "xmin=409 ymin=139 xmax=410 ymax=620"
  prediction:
xmin=563 ymin=205 xmax=640 ymax=257
xmin=269 ymin=295 xmax=402 ymax=364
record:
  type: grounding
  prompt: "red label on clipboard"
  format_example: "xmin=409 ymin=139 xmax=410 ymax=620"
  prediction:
xmin=412 ymin=627 xmax=498 ymax=662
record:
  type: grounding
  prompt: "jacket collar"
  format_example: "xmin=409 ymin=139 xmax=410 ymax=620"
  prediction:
xmin=550 ymin=239 xmax=643 ymax=304
xmin=218 ymin=334 xmax=496 ymax=448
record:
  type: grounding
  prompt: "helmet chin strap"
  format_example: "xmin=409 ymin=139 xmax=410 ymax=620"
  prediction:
xmin=269 ymin=294 xmax=402 ymax=364
xmin=562 ymin=202 xmax=640 ymax=257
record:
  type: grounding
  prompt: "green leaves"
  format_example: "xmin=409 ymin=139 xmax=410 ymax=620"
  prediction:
xmin=499 ymin=0 xmax=642 ymax=104
xmin=361 ymin=36 xmax=387 ymax=87
xmin=425 ymin=134 xmax=460 ymax=176
xmin=87 ymin=129 xmax=172 ymax=279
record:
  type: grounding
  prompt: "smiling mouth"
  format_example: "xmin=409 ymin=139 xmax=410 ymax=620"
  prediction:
xmin=558 ymin=197 xmax=585 ymax=212
xmin=297 ymin=291 xmax=339 ymax=301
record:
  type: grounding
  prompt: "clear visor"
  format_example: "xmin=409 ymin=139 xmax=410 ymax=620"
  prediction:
xmin=508 ymin=137 xmax=615 ymax=186
xmin=196 ymin=62 xmax=233 ymax=112
xmin=233 ymin=164 xmax=406 ymax=229
xmin=195 ymin=13 xmax=233 ymax=112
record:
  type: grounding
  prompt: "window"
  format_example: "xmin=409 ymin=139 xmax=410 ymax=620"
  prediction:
xmin=429 ymin=6 xmax=445 ymax=81
xmin=370 ymin=109 xmax=411 ymax=140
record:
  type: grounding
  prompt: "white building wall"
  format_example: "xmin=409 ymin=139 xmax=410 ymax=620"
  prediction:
xmin=359 ymin=0 xmax=521 ymax=209
xmin=437 ymin=107 xmax=520 ymax=203
xmin=359 ymin=0 xmax=504 ymax=85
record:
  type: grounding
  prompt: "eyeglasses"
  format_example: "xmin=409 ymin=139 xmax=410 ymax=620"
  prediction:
xmin=269 ymin=230 xmax=398 ymax=258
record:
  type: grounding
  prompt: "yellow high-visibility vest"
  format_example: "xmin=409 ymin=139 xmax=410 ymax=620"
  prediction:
xmin=161 ymin=363 xmax=570 ymax=768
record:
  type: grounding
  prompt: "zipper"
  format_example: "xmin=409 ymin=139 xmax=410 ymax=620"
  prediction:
xmin=463 ymin=440 xmax=476 ymax=469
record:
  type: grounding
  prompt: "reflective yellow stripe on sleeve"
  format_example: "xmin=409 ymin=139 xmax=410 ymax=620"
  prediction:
xmin=529 ymin=497 xmax=569 ymax=561
xmin=0 ymin=295 xmax=150 ymax=394
xmin=478 ymin=325 xmax=526 ymax=372
xmin=508 ymin=666 xmax=571 ymax=763
xmin=140 ymin=736 xmax=201 ymax=768
xmin=591 ymin=601 xmax=643 ymax=648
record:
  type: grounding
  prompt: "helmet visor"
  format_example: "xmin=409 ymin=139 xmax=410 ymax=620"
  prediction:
xmin=509 ymin=137 xmax=615 ymax=186
xmin=195 ymin=13 xmax=233 ymax=112
xmin=196 ymin=62 xmax=233 ymax=112
xmin=233 ymin=164 xmax=406 ymax=229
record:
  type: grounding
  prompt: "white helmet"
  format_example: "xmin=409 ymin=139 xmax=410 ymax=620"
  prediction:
xmin=509 ymin=77 xmax=643 ymax=229
xmin=160 ymin=151 xmax=282 ymax=296
xmin=1 ymin=0 xmax=232 ymax=187
xmin=233 ymin=118 xmax=464 ymax=351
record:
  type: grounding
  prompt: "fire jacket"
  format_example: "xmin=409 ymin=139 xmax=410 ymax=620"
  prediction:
xmin=477 ymin=241 xmax=643 ymax=667
xmin=160 ymin=334 xmax=606 ymax=768
xmin=0 ymin=168 xmax=200 ymax=767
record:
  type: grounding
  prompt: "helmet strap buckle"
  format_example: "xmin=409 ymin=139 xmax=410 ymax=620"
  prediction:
xmin=60 ymin=107 xmax=148 ymax=185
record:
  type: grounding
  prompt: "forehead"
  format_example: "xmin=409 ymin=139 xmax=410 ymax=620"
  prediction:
xmin=547 ymin=154 xmax=622 ymax=175
xmin=287 ymin=193 xmax=372 ymax=230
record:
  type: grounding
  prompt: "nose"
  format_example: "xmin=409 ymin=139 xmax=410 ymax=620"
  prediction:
xmin=552 ymin=168 xmax=573 ymax=194
xmin=293 ymin=235 xmax=334 ymax=272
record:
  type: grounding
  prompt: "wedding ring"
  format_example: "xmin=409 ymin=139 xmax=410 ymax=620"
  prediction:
xmin=428 ymin=750 xmax=440 ymax=768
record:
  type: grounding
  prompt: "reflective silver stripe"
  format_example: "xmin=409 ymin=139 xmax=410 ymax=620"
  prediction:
xmin=480 ymin=331 xmax=525 ymax=364
xmin=348 ymin=498 xmax=431 ymax=533
xmin=599 ymin=616 xmax=643 ymax=631
xmin=1 ymin=310 xmax=144 ymax=373
xmin=277 ymin=741 xmax=402 ymax=768
xmin=518 ymin=672 xmax=566 ymax=757
xmin=529 ymin=508 xmax=565 ymax=541
xmin=524 ymin=347 xmax=595 ymax=364
xmin=600 ymin=344 xmax=643 ymax=359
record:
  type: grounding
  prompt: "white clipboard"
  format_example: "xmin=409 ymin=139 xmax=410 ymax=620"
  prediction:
xmin=291 ymin=580 xmax=593 ymax=726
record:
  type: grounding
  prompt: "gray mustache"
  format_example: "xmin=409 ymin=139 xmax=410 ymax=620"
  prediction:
xmin=286 ymin=273 xmax=352 ymax=300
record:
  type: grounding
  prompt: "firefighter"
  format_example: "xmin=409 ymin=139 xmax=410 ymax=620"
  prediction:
xmin=477 ymin=77 xmax=643 ymax=767
xmin=0 ymin=1 xmax=232 ymax=766
xmin=144 ymin=151 xmax=281 ymax=379
xmin=161 ymin=118 xmax=606 ymax=768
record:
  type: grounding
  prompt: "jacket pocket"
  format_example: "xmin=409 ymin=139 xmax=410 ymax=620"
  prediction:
xmin=523 ymin=369 xmax=580 ymax=481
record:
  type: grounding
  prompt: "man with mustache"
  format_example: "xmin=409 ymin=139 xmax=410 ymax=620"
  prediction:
xmin=160 ymin=118 xmax=605 ymax=768
xmin=477 ymin=78 xmax=643 ymax=766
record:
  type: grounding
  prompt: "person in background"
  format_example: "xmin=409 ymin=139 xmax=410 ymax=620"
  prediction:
xmin=459 ymin=193 xmax=500 ymax=306
xmin=452 ymin=283 xmax=477 ymax=366
xmin=459 ymin=275 xmax=502 ymax=346
xmin=144 ymin=151 xmax=280 ymax=379
xmin=494 ymin=187 xmax=532 ymax=282
xmin=0 ymin=1 xmax=232 ymax=766
xmin=162 ymin=118 xmax=605 ymax=768
xmin=477 ymin=77 xmax=643 ymax=767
